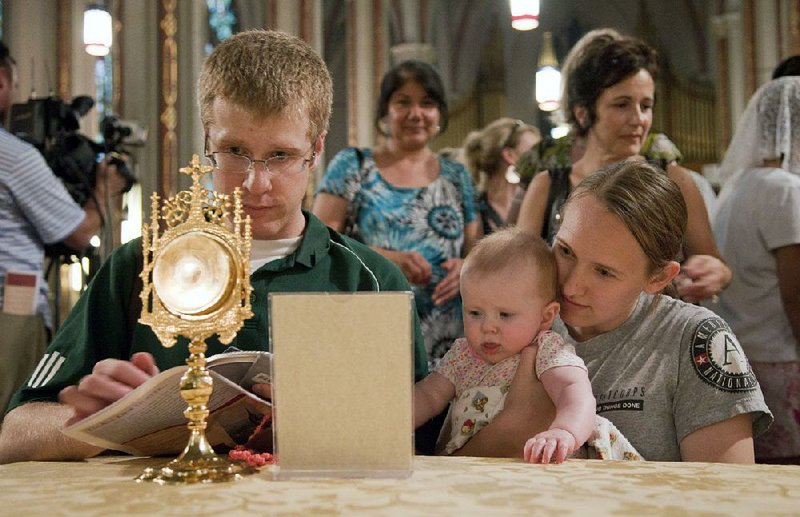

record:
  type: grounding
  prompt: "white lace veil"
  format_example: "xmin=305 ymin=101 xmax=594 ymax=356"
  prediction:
xmin=717 ymin=77 xmax=800 ymax=208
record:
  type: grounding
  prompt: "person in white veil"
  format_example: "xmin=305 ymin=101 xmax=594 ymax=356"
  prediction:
xmin=711 ymin=76 xmax=800 ymax=464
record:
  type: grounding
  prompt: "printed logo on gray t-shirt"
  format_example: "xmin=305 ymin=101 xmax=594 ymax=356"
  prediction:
xmin=691 ymin=317 xmax=759 ymax=392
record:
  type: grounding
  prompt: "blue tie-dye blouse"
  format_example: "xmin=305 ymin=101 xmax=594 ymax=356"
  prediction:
xmin=316 ymin=147 xmax=478 ymax=361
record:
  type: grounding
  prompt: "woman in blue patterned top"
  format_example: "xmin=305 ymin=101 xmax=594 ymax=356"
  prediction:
xmin=313 ymin=60 xmax=479 ymax=362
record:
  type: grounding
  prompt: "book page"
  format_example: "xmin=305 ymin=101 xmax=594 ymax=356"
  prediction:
xmin=61 ymin=351 xmax=271 ymax=456
xmin=269 ymin=292 xmax=414 ymax=477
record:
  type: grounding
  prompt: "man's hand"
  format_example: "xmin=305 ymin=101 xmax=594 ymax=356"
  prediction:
xmin=251 ymin=382 xmax=272 ymax=401
xmin=95 ymin=153 xmax=130 ymax=198
xmin=58 ymin=352 xmax=159 ymax=426
xmin=244 ymin=383 xmax=274 ymax=452
xmin=63 ymin=154 xmax=131 ymax=251
xmin=523 ymin=428 xmax=576 ymax=464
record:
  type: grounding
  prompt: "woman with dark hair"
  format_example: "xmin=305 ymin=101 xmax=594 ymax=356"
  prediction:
xmin=313 ymin=60 xmax=479 ymax=362
xmin=517 ymin=31 xmax=730 ymax=303
xmin=772 ymin=55 xmax=800 ymax=79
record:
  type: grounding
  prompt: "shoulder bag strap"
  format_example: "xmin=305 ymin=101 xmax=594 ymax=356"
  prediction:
xmin=542 ymin=167 xmax=571 ymax=242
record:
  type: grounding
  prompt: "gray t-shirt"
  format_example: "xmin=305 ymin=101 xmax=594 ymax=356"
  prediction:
xmin=709 ymin=167 xmax=800 ymax=362
xmin=553 ymin=293 xmax=772 ymax=461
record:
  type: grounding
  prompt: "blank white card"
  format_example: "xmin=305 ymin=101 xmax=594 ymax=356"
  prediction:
xmin=269 ymin=292 xmax=414 ymax=478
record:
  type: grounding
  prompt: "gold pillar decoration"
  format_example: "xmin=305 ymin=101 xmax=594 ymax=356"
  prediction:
xmin=791 ymin=0 xmax=800 ymax=54
xmin=373 ymin=0 xmax=385 ymax=112
xmin=56 ymin=0 xmax=70 ymax=101
xmin=743 ymin=0 xmax=756 ymax=96
xmin=158 ymin=0 xmax=178 ymax=198
xmin=775 ymin=0 xmax=783 ymax=58
xmin=136 ymin=155 xmax=255 ymax=485
xmin=346 ymin=0 xmax=358 ymax=146
xmin=266 ymin=0 xmax=277 ymax=30
xmin=300 ymin=0 xmax=314 ymax=43
xmin=111 ymin=0 xmax=123 ymax=116
xmin=711 ymin=7 xmax=734 ymax=156
xmin=300 ymin=0 xmax=316 ymax=209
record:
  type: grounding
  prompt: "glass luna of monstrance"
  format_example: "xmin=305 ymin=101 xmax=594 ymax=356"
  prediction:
xmin=136 ymin=155 xmax=255 ymax=484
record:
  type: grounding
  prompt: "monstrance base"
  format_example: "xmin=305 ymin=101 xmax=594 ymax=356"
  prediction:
xmin=137 ymin=455 xmax=256 ymax=484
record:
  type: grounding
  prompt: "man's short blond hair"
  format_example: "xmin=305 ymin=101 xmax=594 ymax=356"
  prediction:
xmin=198 ymin=30 xmax=332 ymax=140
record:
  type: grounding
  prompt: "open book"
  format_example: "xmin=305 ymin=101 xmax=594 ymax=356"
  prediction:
xmin=62 ymin=350 xmax=272 ymax=456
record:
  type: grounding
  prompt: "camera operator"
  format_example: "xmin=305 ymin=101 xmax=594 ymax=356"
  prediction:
xmin=0 ymin=41 xmax=127 ymax=419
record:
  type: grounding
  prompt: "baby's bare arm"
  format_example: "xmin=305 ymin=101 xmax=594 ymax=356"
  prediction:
xmin=540 ymin=365 xmax=596 ymax=445
xmin=413 ymin=372 xmax=455 ymax=429
xmin=523 ymin=366 xmax=595 ymax=463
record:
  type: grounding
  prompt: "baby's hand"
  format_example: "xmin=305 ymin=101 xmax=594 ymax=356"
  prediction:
xmin=523 ymin=428 xmax=576 ymax=464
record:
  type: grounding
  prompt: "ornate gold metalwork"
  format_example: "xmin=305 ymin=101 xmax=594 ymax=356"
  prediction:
xmin=56 ymin=0 xmax=71 ymax=101
xmin=158 ymin=0 xmax=178 ymax=198
xmin=136 ymin=155 xmax=254 ymax=484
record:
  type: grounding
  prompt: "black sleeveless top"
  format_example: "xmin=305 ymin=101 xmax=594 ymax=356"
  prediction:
xmin=541 ymin=159 xmax=668 ymax=244
xmin=477 ymin=191 xmax=506 ymax=236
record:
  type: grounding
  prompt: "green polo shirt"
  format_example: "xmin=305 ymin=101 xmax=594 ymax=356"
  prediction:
xmin=9 ymin=212 xmax=428 ymax=412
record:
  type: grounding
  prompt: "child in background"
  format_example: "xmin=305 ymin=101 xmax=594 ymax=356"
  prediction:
xmin=413 ymin=227 xmax=595 ymax=463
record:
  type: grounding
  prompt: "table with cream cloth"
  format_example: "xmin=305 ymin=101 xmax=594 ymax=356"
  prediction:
xmin=1 ymin=455 xmax=798 ymax=516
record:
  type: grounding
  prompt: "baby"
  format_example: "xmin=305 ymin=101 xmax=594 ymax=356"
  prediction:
xmin=414 ymin=227 xmax=596 ymax=463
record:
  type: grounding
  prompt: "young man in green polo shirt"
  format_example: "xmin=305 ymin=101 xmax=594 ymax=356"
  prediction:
xmin=0 ymin=30 xmax=428 ymax=463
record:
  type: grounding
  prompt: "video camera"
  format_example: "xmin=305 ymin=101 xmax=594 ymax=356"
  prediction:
xmin=8 ymin=95 xmax=139 ymax=207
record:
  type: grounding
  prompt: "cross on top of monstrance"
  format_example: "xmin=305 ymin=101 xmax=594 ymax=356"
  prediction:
xmin=137 ymin=154 xmax=254 ymax=484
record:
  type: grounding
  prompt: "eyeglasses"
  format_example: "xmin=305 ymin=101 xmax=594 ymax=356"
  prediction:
xmin=205 ymin=145 xmax=316 ymax=177
xmin=503 ymin=119 xmax=526 ymax=149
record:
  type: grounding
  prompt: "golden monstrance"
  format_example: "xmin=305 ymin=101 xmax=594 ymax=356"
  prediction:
xmin=136 ymin=155 xmax=255 ymax=484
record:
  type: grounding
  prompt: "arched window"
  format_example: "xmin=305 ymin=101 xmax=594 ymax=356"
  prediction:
xmin=94 ymin=54 xmax=113 ymax=122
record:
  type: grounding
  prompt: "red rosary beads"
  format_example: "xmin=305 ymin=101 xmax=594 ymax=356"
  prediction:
xmin=228 ymin=413 xmax=275 ymax=468
xmin=229 ymin=445 xmax=274 ymax=467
